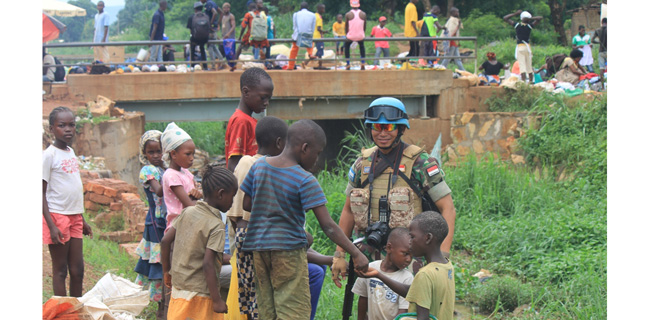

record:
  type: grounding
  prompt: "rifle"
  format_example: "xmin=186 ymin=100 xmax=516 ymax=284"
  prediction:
xmin=342 ymin=237 xmax=365 ymax=320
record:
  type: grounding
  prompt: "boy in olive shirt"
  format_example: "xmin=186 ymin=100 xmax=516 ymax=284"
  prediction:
xmin=360 ymin=211 xmax=454 ymax=320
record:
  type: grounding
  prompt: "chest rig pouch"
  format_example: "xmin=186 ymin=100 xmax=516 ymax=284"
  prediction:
xmin=350 ymin=144 xmax=424 ymax=233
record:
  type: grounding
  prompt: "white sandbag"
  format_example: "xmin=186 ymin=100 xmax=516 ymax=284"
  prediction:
xmin=270 ymin=44 xmax=291 ymax=57
xmin=78 ymin=273 xmax=149 ymax=320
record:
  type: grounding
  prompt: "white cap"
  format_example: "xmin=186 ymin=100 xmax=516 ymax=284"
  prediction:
xmin=520 ymin=11 xmax=532 ymax=20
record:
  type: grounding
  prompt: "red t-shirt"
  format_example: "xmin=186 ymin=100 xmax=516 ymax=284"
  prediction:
xmin=225 ymin=109 xmax=258 ymax=166
xmin=371 ymin=25 xmax=392 ymax=49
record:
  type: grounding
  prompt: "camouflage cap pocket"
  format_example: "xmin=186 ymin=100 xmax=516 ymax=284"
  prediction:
xmin=388 ymin=187 xmax=416 ymax=229
xmin=350 ymin=188 xmax=369 ymax=230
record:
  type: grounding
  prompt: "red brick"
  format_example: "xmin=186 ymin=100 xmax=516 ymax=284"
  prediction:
xmin=88 ymin=182 xmax=106 ymax=195
xmin=89 ymin=193 xmax=112 ymax=205
xmin=136 ymin=223 xmax=146 ymax=233
xmin=109 ymin=202 xmax=123 ymax=211
xmin=89 ymin=171 xmax=100 ymax=179
xmin=104 ymin=187 xmax=118 ymax=198
xmin=121 ymin=192 xmax=140 ymax=202
xmin=85 ymin=200 xmax=101 ymax=212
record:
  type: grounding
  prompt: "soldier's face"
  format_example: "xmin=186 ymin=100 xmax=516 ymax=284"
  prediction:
xmin=371 ymin=125 xmax=399 ymax=149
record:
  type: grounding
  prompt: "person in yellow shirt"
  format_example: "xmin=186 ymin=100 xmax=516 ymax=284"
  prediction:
xmin=405 ymin=0 xmax=420 ymax=58
xmin=314 ymin=3 xmax=328 ymax=69
xmin=332 ymin=14 xmax=346 ymax=55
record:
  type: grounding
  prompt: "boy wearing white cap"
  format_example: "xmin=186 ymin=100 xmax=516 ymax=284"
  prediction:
xmin=504 ymin=9 xmax=542 ymax=83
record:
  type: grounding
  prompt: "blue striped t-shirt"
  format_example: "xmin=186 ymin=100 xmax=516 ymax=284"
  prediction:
xmin=240 ymin=157 xmax=327 ymax=251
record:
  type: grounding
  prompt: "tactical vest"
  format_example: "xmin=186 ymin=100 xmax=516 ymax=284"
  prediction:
xmin=349 ymin=145 xmax=425 ymax=232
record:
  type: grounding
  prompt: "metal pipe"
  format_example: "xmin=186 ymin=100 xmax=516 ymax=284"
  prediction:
xmin=43 ymin=36 xmax=478 ymax=47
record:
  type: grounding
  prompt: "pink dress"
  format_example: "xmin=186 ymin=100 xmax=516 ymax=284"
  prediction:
xmin=162 ymin=167 xmax=196 ymax=232
xmin=347 ymin=9 xmax=365 ymax=41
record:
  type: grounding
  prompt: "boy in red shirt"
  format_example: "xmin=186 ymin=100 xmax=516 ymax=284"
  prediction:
xmin=371 ymin=16 xmax=392 ymax=65
xmin=225 ymin=67 xmax=274 ymax=171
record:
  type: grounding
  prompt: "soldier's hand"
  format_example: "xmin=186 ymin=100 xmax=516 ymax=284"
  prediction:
xmin=357 ymin=267 xmax=379 ymax=278
xmin=331 ymin=251 xmax=348 ymax=288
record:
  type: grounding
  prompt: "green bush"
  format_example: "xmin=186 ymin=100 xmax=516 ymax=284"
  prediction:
xmin=461 ymin=9 xmax=514 ymax=47
xmin=145 ymin=121 xmax=226 ymax=157
xmin=471 ymin=275 xmax=536 ymax=313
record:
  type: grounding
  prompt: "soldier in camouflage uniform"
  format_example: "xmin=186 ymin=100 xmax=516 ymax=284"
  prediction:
xmin=331 ymin=97 xmax=457 ymax=285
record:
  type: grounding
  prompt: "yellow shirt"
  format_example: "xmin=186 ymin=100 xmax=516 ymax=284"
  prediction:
xmin=405 ymin=2 xmax=418 ymax=37
xmin=226 ymin=154 xmax=262 ymax=221
xmin=333 ymin=21 xmax=346 ymax=36
xmin=314 ymin=13 xmax=323 ymax=39
xmin=405 ymin=260 xmax=455 ymax=320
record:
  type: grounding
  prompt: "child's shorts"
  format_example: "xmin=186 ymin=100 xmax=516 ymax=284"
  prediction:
xmin=43 ymin=213 xmax=83 ymax=245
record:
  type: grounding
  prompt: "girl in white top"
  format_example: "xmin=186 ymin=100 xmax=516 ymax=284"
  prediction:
xmin=43 ymin=106 xmax=93 ymax=297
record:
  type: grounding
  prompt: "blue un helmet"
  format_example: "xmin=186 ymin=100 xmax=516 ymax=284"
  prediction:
xmin=364 ymin=97 xmax=410 ymax=129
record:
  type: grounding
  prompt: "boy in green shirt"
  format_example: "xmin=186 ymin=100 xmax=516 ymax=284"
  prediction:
xmin=360 ymin=211 xmax=455 ymax=320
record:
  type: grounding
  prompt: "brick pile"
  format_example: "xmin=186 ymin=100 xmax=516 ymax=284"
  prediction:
xmin=82 ymin=174 xmax=147 ymax=243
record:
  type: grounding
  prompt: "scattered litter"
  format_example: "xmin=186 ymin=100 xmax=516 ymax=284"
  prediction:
xmin=472 ymin=269 xmax=493 ymax=282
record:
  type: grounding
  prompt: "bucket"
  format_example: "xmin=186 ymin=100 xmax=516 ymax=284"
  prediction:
xmin=136 ymin=48 xmax=149 ymax=62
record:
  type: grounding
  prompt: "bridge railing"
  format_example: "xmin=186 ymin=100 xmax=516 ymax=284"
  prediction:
xmin=43 ymin=36 xmax=478 ymax=72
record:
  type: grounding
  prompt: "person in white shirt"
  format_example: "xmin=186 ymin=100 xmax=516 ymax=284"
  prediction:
xmin=288 ymin=2 xmax=316 ymax=70
xmin=93 ymin=1 xmax=110 ymax=62
xmin=43 ymin=107 xmax=93 ymax=298
xmin=352 ymin=228 xmax=414 ymax=320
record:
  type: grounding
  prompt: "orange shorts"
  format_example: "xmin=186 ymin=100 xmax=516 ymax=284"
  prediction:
xmin=43 ymin=213 xmax=83 ymax=245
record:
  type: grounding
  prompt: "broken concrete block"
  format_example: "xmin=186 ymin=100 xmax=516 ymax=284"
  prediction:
xmin=111 ymin=106 xmax=125 ymax=117
xmin=90 ymin=95 xmax=115 ymax=117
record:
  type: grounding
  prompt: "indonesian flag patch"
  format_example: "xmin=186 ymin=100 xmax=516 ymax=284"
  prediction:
xmin=426 ymin=164 xmax=440 ymax=176
xmin=399 ymin=164 xmax=406 ymax=172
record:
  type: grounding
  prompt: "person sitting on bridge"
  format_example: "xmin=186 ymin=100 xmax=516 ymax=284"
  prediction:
xmin=478 ymin=52 xmax=510 ymax=85
xmin=225 ymin=68 xmax=274 ymax=172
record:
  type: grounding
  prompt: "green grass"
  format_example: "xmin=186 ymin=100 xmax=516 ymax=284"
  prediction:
xmin=57 ymin=88 xmax=605 ymax=319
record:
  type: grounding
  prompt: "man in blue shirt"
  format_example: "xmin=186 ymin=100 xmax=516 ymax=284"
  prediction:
xmin=201 ymin=0 xmax=225 ymax=69
xmin=93 ymin=1 xmax=110 ymax=62
xmin=149 ymin=1 xmax=167 ymax=62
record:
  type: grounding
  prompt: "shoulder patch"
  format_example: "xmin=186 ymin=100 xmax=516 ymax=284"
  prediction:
xmin=426 ymin=164 xmax=440 ymax=177
xmin=348 ymin=165 xmax=356 ymax=182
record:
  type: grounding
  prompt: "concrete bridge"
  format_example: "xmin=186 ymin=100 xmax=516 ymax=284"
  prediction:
xmin=66 ymin=69 xmax=453 ymax=121
xmin=50 ymin=69 xmax=502 ymax=168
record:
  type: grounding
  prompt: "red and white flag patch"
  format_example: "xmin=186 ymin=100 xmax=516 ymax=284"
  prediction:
xmin=399 ymin=164 xmax=406 ymax=172
xmin=426 ymin=164 xmax=440 ymax=176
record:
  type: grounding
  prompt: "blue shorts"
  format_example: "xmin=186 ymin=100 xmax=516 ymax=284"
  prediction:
xmin=315 ymin=41 xmax=324 ymax=57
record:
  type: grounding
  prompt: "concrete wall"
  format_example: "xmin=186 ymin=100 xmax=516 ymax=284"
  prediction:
xmin=402 ymin=118 xmax=451 ymax=153
xmin=66 ymin=69 xmax=454 ymax=102
xmin=434 ymin=79 xmax=504 ymax=120
xmin=73 ymin=112 xmax=145 ymax=186
xmin=446 ymin=112 xmax=542 ymax=163
xmin=569 ymin=7 xmax=602 ymax=39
